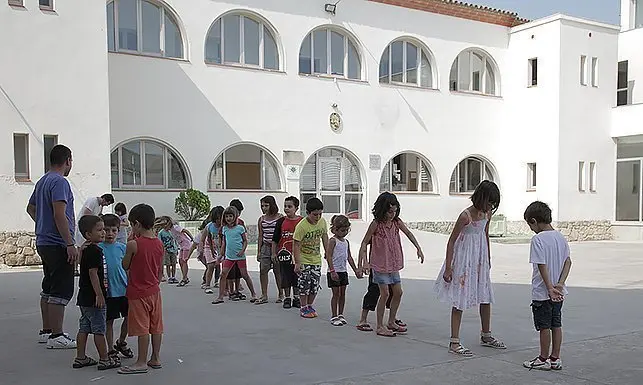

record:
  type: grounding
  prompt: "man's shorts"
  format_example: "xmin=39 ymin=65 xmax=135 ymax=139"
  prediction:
xmin=37 ymin=245 xmax=74 ymax=306
xmin=79 ymin=306 xmax=107 ymax=335
xmin=128 ymin=292 xmax=163 ymax=337
xmin=531 ymin=300 xmax=563 ymax=330
xmin=298 ymin=264 xmax=321 ymax=296
xmin=327 ymin=272 xmax=349 ymax=288
xmin=163 ymin=252 xmax=177 ymax=266
xmin=106 ymin=296 xmax=129 ymax=321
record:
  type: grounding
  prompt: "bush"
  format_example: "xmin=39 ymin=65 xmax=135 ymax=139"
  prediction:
xmin=174 ymin=189 xmax=210 ymax=221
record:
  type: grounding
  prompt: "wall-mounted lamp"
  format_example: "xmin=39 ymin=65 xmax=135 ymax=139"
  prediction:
xmin=324 ymin=3 xmax=337 ymax=15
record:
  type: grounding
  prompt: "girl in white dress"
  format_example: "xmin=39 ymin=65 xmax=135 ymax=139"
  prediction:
xmin=434 ymin=180 xmax=506 ymax=357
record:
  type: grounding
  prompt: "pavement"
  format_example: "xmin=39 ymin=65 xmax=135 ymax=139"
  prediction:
xmin=1 ymin=223 xmax=642 ymax=385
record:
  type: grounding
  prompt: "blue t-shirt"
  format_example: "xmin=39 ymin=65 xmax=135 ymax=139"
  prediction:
xmin=158 ymin=229 xmax=178 ymax=254
xmin=222 ymin=225 xmax=245 ymax=260
xmin=99 ymin=241 xmax=127 ymax=298
xmin=28 ymin=172 xmax=75 ymax=247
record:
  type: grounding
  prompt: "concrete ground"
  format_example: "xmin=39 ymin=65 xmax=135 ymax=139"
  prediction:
xmin=1 ymin=224 xmax=642 ymax=385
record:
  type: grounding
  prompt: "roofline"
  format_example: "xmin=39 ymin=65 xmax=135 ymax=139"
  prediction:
xmin=511 ymin=13 xmax=620 ymax=34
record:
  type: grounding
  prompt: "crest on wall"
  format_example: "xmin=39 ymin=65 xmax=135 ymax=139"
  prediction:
xmin=329 ymin=112 xmax=342 ymax=133
xmin=286 ymin=165 xmax=301 ymax=180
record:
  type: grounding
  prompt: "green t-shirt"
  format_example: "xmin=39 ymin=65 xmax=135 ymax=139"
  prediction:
xmin=293 ymin=217 xmax=327 ymax=265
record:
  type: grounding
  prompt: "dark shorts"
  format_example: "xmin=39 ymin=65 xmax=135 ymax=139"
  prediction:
xmin=531 ymin=300 xmax=563 ymax=330
xmin=79 ymin=306 xmax=107 ymax=335
xmin=227 ymin=262 xmax=242 ymax=280
xmin=279 ymin=262 xmax=297 ymax=289
xmin=106 ymin=296 xmax=129 ymax=321
xmin=37 ymin=245 xmax=74 ymax=306
xmin=298 ymin=264 xmax=321 ymax=296
xmin=327 ymin=272 xmax=349 ymax=288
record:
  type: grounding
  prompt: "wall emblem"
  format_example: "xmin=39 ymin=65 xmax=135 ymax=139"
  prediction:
xmin=330 ymin=112 xmax=342 ymax=132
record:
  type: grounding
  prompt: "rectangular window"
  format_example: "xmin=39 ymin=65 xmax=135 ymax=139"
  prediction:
xmin=617 ymin=60 xmax=629 ymax=106
xmin=528 ymin=58 xmax=538 ymax=86
xmin=636 ymin=0 xmax=643 ymax=29
xmin=591 ymin=57 xmax=599 ymax=87
xmin=43 ymin=135 xmax=58 ymax=171
xmin=8 ymin=0 xmax=24 ymax=6
xmin=527 ymin=163 xmax=537 ymax=190
xmin=578 ymin=161 xmax=586 ymax=191
xmin=13 ymin=134 xmax=29 ymax=180
xmin=580 ymin=55 xmax=587 ymax=86
xmin=616 ymin=160 xmax=640 ymax=221
xmin=39 ymin=0 xmax=53 ymax=10
xmin=589 ymin=161 xmax=597 ymax=192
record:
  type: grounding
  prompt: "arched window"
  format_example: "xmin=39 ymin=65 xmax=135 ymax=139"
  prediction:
xmin=449 ymin=156 xmax=497 ymax=193
xmin=379 ymin=39 xmax=434 ymax=88
xmin=299 ymin=27 xmax=361 ymax=80
xmin=380 ymin=153 xmax=436 ymax=193
xmin=300 ymin=148 xmax=364 ymax=219
xmin=205 ymin=12 xmax=280 ymax=70
xmin=106 ymin=0 xmax=184 ymax=59
xmin=449 ymin=49 xmax=498 ymax=95
xmin=209 ymin=144 xmax=282 ymax=190
xmin=111 ymin=139 xmax=189 ymax=189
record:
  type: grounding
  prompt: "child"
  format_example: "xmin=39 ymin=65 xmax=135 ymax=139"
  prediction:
xmin=293 ymin=197 xmax=329 ymax=319
xmin=114 ymin=203 xmax=130 ymax=244
xmin=73 ymin=215 xmax=120 ymax=370
xmin=325 ymin=215 xmax=361 ymax=326
xmin=522 ymin=201 xmax=572 ymax=371
xmin=358 ymin=192 xmax=424 ymax=337
xmin=204 ymin=206 xmax=225 ymax=292
xmin=256 ymin=195 xmax=283 ymax=304
xmin=226 ymin=199 xmax=246 ymax=297
xmin=212 ymin=206 xmax=257 ymax=304
xmin=100 ymin=214 xmax=134 ymax=360
xmin=272 ymin=196 xmax=303 ymax=309
xmin=434 ymin=180 xmax=506 ymax=356
xmin=190 ymin=227 xmax=208 ymax=288
xmin=119 ymin=204 xmax=165 ymax=375
xmin=171 ymin=220 xmax=194 ymax=286
xmin=156 ymin=217 xmax=179 ymax=284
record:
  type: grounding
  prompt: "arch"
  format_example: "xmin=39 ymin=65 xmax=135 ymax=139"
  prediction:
xmin=379 ymin=36 xmax=438 ymax=89
xmin=300 ymin=146 xmax=366 ymax=219
xmin=449 ymin=155 xmax=499 ymax=194
xmin=449 ymin=47 xmax=500 ymax=96
xmin=205 ymin=9 xmax=282 ymax=70
xmin=106 ymin=0 xmax=187 ymax=59
xmin=379 ymin=151 xmax=438 ymax=193
xmin=208 ymin=142 xmax=284 ymax=191
xmin=298 ymin=25 xmax=364 ymax=80
xmin=110 ymin=137 xmax=191 ymax=190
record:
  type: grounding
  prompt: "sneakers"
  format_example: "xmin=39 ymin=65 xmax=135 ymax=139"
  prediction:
xmin=283 ymin=297 xmax=292 ymax=309
xmin=338 ymin=315 xmax=347 ymax=325
xmin=549 ymin=357 xmax=563 ymax=370
xmin=38 ymin=330 xmax=51 ymax=344
xmin=168 ymin=277 xmax=179 ymax=284
xmin=523 ymin=356 xmax=551 ymax=371
xmin=47 ymin=334 xmax=77 ymax=349
xmin=300 ymin=306 xmax=316 ymax=318
xmin=292 ymin=297 xmax=301 ymax=308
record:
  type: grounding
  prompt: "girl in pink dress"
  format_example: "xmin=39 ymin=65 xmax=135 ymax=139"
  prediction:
xmin=435 ymin=180 xmax=506 ymax=357
xmin=358 ymin=192 xmax=424 ymax=337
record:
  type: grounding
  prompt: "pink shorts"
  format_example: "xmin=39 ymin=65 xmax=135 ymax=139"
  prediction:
xmin=222 ymin=259 xmax=246 ymax=270
xmin=179 ymin=249 xmax=191 ymax=262
xmin=204 ymin=248 xmax=217 ymax=264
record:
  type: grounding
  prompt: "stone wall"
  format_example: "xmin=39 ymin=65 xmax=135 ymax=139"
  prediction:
xmin=0 ymin=232 xmax=41 ymax=267
xmin=409 ymin=220 xmax=613 ymax=241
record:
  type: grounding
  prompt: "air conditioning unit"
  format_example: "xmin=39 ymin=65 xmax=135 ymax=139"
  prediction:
xmin=489 ymin=214 xmax=506 ymax=237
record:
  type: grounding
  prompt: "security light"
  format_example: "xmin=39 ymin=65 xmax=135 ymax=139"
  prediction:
xmin=325 ymin=3 xmax=337 ymax=15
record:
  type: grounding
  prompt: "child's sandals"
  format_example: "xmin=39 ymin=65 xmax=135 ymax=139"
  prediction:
xmin=115 ymin=340 xmax=134 ymax=358
xmin=480 ymin=332 xmax=507 ymax=349
xmin=449 ymin=338 xmax=474 ymax=357
xmin=73 ymin=356 xmax=98 ymax=369
xmin=98 ymin=357 xmax=121 ymax=371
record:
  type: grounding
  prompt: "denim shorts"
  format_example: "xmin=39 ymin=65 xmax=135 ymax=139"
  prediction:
xmin=79 ymin=306 xmax=107 ymax=335
xmin=372 ymin=271 xmax=401 ymax=285
xmin=531 ymin=300 xmax=563 ymax=331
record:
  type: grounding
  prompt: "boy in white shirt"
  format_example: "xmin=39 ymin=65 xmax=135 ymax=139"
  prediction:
xmin=523 ymin=201 xmax=572 ymax=371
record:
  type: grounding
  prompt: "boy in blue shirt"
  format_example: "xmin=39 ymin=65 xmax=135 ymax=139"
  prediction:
xmin=100 ymin=214 xmax=134 ymax=359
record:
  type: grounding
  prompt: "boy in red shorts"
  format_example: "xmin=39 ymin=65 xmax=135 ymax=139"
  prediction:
xmin=119 ymin=204 xmax=164 ymax=375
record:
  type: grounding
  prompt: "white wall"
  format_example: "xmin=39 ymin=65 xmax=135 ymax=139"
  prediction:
xmin=557 ymin=19 xmax=618 ymax=221
xmin=0 ymin=0 xmax=111 ymax=231
xmin=109 ymin=0 xmax=514 ymax=223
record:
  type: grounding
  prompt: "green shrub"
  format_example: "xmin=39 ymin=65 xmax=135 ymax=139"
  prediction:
xmin=174 ymin=189 xmax=210 ymax=221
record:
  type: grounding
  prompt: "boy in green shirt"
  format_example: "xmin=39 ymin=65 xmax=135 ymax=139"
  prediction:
xmin=293 ymin=198 xmax=329 ymax=319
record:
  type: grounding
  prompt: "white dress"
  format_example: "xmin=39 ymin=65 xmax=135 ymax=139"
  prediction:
xmin=434 ymin=209 xmax=494 ymax=311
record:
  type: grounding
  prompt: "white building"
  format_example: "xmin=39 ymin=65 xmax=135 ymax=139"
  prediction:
xmin=2 ymin=0 xmax=643 ymax=254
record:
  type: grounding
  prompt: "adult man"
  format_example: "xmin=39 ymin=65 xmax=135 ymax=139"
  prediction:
xmin=73 ymin=193 xmax=114 ymax=275
xmin=27 ymin=144 xmax=78 ymax=349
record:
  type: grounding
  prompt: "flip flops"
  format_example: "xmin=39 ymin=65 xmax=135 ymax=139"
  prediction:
xmin=118 ymin=366 xmax=149 ymax=375
xmin=356 ymin=323 xmax=373 ymax=332
xmin=376 ymin=329 xmax=397 ymax=337
xmin=147 ymin=362 xmax=162 ymax=369
xmin=388 ymin=324 xmax=408 ymax=335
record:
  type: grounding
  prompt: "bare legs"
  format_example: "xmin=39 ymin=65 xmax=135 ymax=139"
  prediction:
xmin=551 ymin=327 xmax=563 ymax=358
xmin=179 ymin=259 xmax=189 ymax=281
xmin=76 ymin=332 xmax=108 ymax=361
xmin=386 ymin=284 xmax=403 ymax=328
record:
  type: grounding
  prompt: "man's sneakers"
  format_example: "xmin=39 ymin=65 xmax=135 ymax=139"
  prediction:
xmin=523 ymin=356 xmax=562 ymax=371
xmin=47 ymin=333 xmax=77 ymax=349
xmin=38 ymin=330 xmax=51 ymax=344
